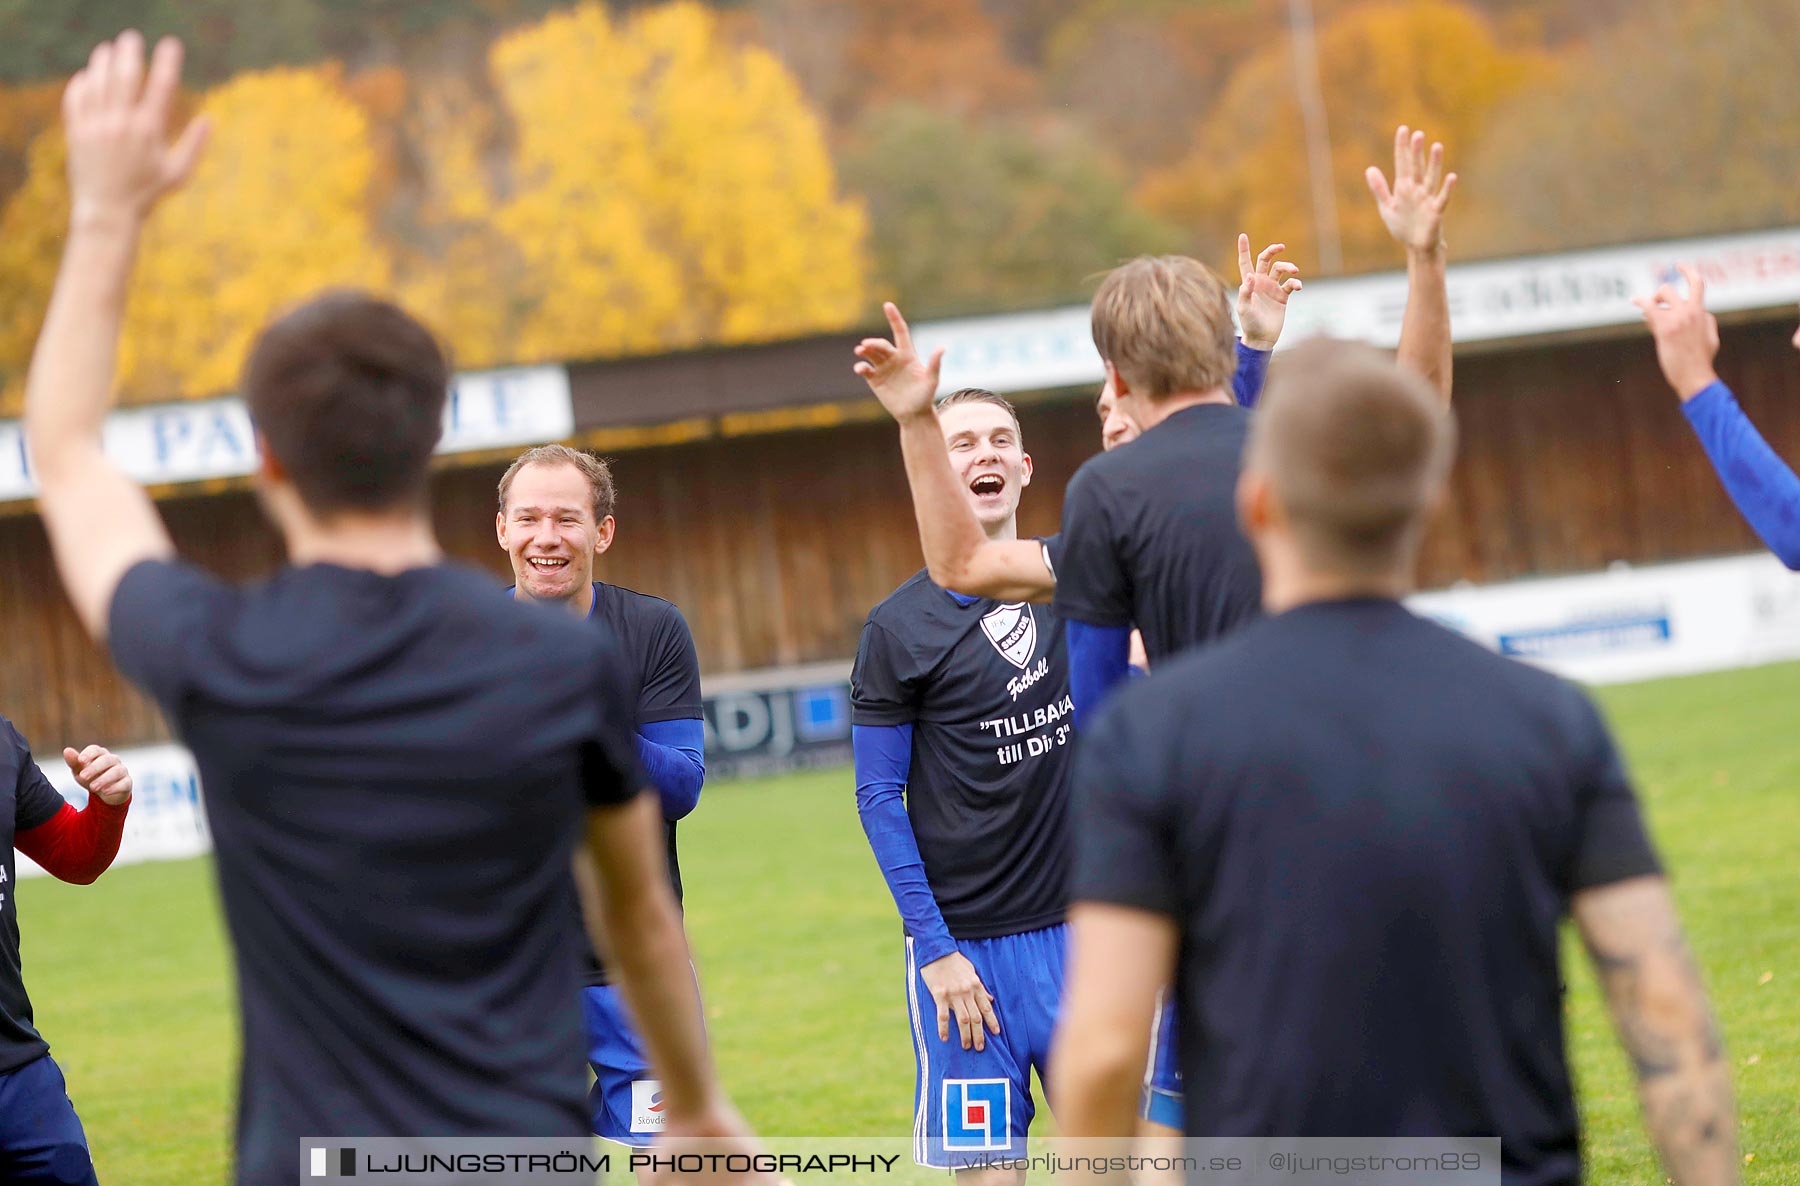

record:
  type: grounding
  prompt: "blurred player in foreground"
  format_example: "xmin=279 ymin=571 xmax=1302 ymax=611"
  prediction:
xmin=1638 ymin=269 xmax=1800 ymax=569
xmin=849 ymin=385 xmax=1073 ymax=1180
xmin=23 ymin=33 xmax=762 ymax=1186
xmin=2 ymin=734 xmax=130 ymax=1184
xmin=498 ymin=445 xmax=708 ymax=1147
xmin=1052 ymin=340 xmax=1737 ymax=1186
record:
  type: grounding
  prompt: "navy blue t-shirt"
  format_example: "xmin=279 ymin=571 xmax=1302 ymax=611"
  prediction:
xmin=0 ymin=719 xmax=70 ymax=1074
xmin=110 ymin=559 xmax=645 ymax=1186
xmin=583 ymin=581 xmax=702 ymax=986
xmin=1052 ymin=403 xmax=1262 ymax=661
xmin=851 ymin=571 xmax=1072 ymax=938
xmin=1071 ymin=600 xmax=1662 ymax=1185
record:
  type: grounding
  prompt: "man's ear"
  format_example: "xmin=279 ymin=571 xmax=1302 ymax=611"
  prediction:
xmin=594 ymin=515 xmax=617 ymax=557
xmin=1019 ymin=452 xmax=1033 ymax=489
xmin=255 ymin=431 xmax=286 ymax=484
xmin=1236 ymin=467 xmax=1273 ymax=540
xmin=495 ymin=510 xmax=509 ymax=551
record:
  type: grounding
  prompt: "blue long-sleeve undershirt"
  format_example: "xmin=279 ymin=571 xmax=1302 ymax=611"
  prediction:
xmin=1683 ymin=381 xmax=1800 ymax=570
xmin=636 ymin=718 xmax=705 ymax=820
xmin=1067 ymin=621 xmax=1133 ymax=731
xmin=852 ymin=723 xmax=957 ymax=968
xmin=1233 ymin=340 xmax=1270 ymax=408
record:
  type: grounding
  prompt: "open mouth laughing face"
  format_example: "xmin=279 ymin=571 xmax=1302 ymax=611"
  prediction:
xmin=938 ymin=400 xmax=1032 ymax=530
xmin=497 ymin=462 xmax=602 ymax=603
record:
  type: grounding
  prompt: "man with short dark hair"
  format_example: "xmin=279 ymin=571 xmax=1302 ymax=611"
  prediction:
xmin=496 ymin=443 xmax=707 ymax=1147
xmin=24 ymin=34 xmax=760 ymax=1186
xmin=1052 ymin=340 xmax=1738 ymax=1186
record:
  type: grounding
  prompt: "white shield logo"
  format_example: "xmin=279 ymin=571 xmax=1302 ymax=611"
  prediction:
xmin=980 ymin=603 xmax=1037 ymax=669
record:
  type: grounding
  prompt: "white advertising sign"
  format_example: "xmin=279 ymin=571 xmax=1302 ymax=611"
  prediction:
xmin=914 ymin=226 xmax=1800 ymax=396
xmin=0 ymin=365 xmax=573 ymax=502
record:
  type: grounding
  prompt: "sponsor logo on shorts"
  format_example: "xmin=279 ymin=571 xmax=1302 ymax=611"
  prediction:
xmin=630 ymin=1079 xmax=667 ymax=1133
xmin=942 ymin=1079 xmax=1009 ymax=1151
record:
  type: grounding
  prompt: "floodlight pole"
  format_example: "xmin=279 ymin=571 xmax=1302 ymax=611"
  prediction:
xmin=1288 ymin=0 xmax=1344 ymax=275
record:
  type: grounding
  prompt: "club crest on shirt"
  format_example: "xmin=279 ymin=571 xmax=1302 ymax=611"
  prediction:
xmin=980 ymin=602 xmax=1037 ymax=669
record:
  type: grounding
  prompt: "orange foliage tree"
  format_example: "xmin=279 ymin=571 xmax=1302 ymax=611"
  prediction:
xmin=1141 ymin=0 xmax=1545 ymax=275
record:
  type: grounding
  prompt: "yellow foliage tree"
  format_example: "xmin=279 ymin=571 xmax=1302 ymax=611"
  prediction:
xmin=1141 ymin=0 xmax=1546 ymax=275
xmin=123 ymin=66 xmax=391 ymax=401
xmin=489 ymin=1 xmax=867 ymax=362
xmin=0 ymin=66 xmax=387 ymax=410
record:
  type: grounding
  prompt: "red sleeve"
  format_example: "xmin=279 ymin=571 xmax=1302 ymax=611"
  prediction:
xmin=14 ymin=797 xmax=130 ymax=885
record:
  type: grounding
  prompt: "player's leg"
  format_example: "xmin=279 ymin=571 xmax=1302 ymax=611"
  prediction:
xmin=581 ymin=983 xmax=664 ymax=1150
xmin=0 ymin=1055 xmax=100 ymax=1185
xmin=907 ymin=935 xmax=1033 ymax=1185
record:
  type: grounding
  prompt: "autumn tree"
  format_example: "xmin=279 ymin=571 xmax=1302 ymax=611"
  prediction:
xmin=840 ymin=102 xmax=1181 ymax=318
xmin=1462 ymin=0 xmax=1800 ymax=256
xmin=488 ymin=1 xmax=866 ymax=362
xmin=0 ymin=65 xmax=390 ymax=410
xmin=1141 ymin=0 xmax=1545 ymax=275
xmin=749 ymin=0 xmax=1036 ymax=127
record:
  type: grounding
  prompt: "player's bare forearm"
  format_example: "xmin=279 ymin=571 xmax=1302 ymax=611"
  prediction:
xmin=1574 ymin=877 xmax=1738 ymax=1186
xmin=1397 ymin=244 xmax=1451 ymax=405
xmin=24 ymin=207 xmax=174 ymax=639
xmin=1051 ymin=903 xmax=1176 ymax=1153
xmin=895 ymin=411 xmax=1054 ymax=602
xmin=586 ymin=794 xmax=719 ymax=1121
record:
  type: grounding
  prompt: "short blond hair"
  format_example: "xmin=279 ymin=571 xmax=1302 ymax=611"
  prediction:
xmin=1091 ymin=255 xmax=1236 ymax=401
xmin=1247 ymin=339 xmax=1456 ymax=577
xmin=497 ymin=444 xmax=616 ymax=522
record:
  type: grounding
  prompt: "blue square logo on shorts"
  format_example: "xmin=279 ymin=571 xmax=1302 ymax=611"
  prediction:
xmin=942 ymin=1079 xmax=1010 ymax=1151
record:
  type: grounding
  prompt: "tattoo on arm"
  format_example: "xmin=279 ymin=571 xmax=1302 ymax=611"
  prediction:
xmin=1577 ymin=880 xmax=1738 ymax=1186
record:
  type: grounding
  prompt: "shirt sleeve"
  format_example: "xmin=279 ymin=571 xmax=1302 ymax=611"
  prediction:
xmin=108 ymin=559 xmax=230 ymax=714
xmin=1681 ymin=380 xmax=1800 ymax=569
xmin=853 ymin=723 xmax=957 ymax=966
xmin=1052 ymin=464 xmax=1133 ymax=628
xmin=1067 ymin=696 xmax=1179 ymax=917
xmin=1067 ymin=621 xmax=1133 ymax=730
xmin=637 ymin=603 xmax=704 ymax=724
xmin=9 ymin=721 xmax=67 ymax=832
xmin=1232 ymin=340 xmax=1271 ymax=409
xmin=1567 ymin=690 xmax=1663 ymax=892
xmin=850 ymin=620 xmax=921 ymax=727
xmin=582 ymin=635 xmax=652 ymax=810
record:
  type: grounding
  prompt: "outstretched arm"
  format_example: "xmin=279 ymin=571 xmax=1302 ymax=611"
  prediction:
xmin=1573 ymin=876 xmax=1738 ymax=1186
xmin=1233 ymin=235 xmax=1302 ymax=408
xmin=1367 ymin=126 xmax=1456 ymax=404
xmin=855 ymin=303 xmax=1055 ymax=602
xmin=1637 ymin=269 xmax=1800 ymax=569
xmin=24 ymin=34 xmax=209 ymax=640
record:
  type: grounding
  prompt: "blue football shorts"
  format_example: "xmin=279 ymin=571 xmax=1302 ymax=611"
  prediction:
xmin=1141 ymin=988 xmax=1183 ymax=1129
xmin=582 ymin=967 xmax=703 ymax=1147
xmin=0 ymin=1054 xmax=98 ymax=1186
xmin=905 ymin=924 xmax=1066 ymax=1169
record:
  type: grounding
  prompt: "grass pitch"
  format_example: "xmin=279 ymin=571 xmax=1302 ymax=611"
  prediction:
xmin=18 ymin=661 xmax=1800 ymax=1184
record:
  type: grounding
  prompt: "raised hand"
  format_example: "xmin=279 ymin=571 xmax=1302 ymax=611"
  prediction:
xmin=854 ymin=302 xmax=944 ymax=423
xmin=1236 ymin=235 xmax=1303 ymax=352
xmin=62 ymin=31 xmax=209 ymax=222
xmin=64 ymin=745 xmax=133 ymax=806
xmin=1366 ymin=126 xmax=1456 ymax=256
xmin=1634 ymin=265 xmax=1722 ymax=401
xmin=920 ymin=950 xmax=1001 ymax=1052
